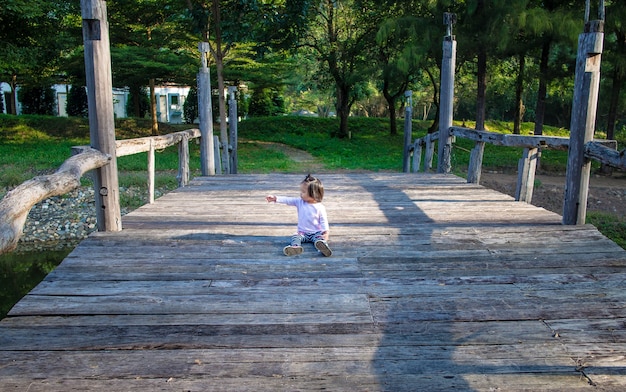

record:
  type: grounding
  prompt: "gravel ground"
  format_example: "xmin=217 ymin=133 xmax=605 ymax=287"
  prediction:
xmin=15 ymin=186 xmax=166 ymax=253
xmin=18 ymin=187 xmax=98 ymax=252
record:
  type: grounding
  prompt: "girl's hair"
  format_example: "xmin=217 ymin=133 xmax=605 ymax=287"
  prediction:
xmin=302 ymin=174 xmax=324 ymax=202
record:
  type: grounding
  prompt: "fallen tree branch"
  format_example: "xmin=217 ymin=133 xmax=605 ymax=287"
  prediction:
xmin=0 ymin=148 xmax=110 ymax=254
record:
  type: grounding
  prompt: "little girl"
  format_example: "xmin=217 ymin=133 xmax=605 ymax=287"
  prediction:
xmin=266 ymin=174 xmax=332 ymax=257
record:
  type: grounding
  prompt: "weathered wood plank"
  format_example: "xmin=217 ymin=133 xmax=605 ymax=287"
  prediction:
xmin=2 ymin=173 xmax=626 ymax=391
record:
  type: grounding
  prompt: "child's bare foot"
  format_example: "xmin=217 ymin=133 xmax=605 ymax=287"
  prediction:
xmin=314 ymin=240 xmax=332 ymax=257
xmin=283 ymin=245 xmax=304 ymax=256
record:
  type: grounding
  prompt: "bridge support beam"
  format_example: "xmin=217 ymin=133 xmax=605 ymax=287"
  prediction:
xmin=81 ymin=0 xmax=121 ymax=232
xmin=438 ymin=13 xmax=456 ymax=174
xmin=563 ymin=6 xmax=604 ymax=225
xmin=198 ymin=42 xmax=216 ymax=176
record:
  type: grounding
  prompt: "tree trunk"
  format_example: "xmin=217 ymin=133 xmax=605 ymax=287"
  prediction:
xmin=534 ymin=40 xmax=551 ymax=136
xmin=388 ymin=100 xmax=397 ymax=136
xmin=513 ymin=53 xmax=526 ymax=135
xmin=606 ymin=68 xmax=621 ymax=141
xmin=383 ymin=85 xmax=398 ymax=136
xmin=476 ymin=47 xmax=487 ymax=130
xmin=149 ymin=78 xmax=158 ymax=136
xmin=426 ymin=66 xmax=439 ymax=134
xmin=131 ymin=85 xmax=141 ymax=117
xmin=335 ymin=83 xmax=351 ymax=139
xmin=9 ymin=74 xmax=18 ymax=115
xmin=606 ymin=31 xmax=624 ymax=141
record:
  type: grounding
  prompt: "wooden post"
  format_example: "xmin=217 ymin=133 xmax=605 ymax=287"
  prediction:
xmin=214 ymin=135 xmax=222 ymax=174
xmin=438 ymin=13 xmax=457 ymax=174
xmin=412 ymin=140 xmax=422 ymax=173
xmin=81 ymin=0 xmax=121 ymax=232
xmin=177 ymin=134 xmax=190 ymax=187
xmin=198 ymin=42 xmax=215 ymax=176
xmin=563 ymin=4 xmax=604 ymax=225
xmin=147 ymin=139 xmax=155 ymax=204
xmin=228 ymin=86 xmax=238 ymax=174
xmin=424 ymin=137 xmax=435 ymax=171
xmin=220 ymin=89 xmax=231 ymax=175
xmin=467 ymin=141 xmax=485 ymax=184
xmin=516 ymin=147 xmax=538 ymax=203
xmin=402 ymin=91 xmax=413 ymax=173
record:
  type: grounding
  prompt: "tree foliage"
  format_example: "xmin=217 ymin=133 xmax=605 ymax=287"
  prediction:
xmin=0 ymin=0 xmax=624 ymax=143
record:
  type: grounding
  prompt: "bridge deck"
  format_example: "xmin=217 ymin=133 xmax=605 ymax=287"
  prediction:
xmin=1 ymin=173 xmax=625 ymax=391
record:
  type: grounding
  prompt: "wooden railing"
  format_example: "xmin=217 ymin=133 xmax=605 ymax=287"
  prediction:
xmin=113 ymin=128 xmax=200 ymax=203
xmin=0 ymin=148 xmax=110 ymax=254
xmin=0 ymin=129 xmax=201 ymax=254
xmin=410 ymin=127 xmax=621 ymax=204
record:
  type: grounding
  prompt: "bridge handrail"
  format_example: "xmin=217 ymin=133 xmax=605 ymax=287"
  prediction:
xmin=410 ymin=126 xmax=622 ymax=204
xmin=113 ymin=128 xmax=201 ymax=204
xmin=0 ymin=128 xmax=202 ymax=255
xmin=0 ymin=148 xmax=110 ymax=254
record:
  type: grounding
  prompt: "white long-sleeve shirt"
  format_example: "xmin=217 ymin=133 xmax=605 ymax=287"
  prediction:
xmin=276 ymin=196 xmax=329 ymax=234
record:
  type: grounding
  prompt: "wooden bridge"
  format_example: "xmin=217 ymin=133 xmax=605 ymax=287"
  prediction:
xmin=1 ymin=172 xmax=625 ymax=391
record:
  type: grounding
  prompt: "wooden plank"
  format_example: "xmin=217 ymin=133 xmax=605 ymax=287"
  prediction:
xmin=2 ymin=173 xmax=626 ymax=391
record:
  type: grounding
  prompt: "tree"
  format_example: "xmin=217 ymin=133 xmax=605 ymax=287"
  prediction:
xmin=374 ymin=0 xmax=444 ymax=135
xmin=66 ymin=85 xmax=89 ymax=117
xmin=125 ymin=86 xmax=150 ymax=119
xmin=376 ymin=16 xmax=423 ymax=135
xmin=108 ymin=0 xmax=196 ymax=134
xmin=183 ymin=85 xmax=199 ymax=124
xmin=522 ymin=0 xmax=580 ymax=135
xmin=292 ymin=0 xmax=382 ymax=138
xmin=18 ymin=85 xmax=56 ymax=115
xmin=457 ymin=0 xmax=530 ymax=131
xmin=186 ymin=0 xmax=258 ymax=170
xmin=604 ymin=1 xmax=626 ymax=140
xmin=0 ymin=0 xmax=80 ymax=115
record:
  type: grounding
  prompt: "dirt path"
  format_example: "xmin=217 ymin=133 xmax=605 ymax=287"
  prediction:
xmin=242 ymin=140 xmax=326 ymax=172
xmin=480 ymin=171 xmax=626 ymax=217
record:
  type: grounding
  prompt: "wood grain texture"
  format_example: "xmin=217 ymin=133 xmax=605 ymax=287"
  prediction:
xmin=1 ymin=173 xmax=625 ymax=391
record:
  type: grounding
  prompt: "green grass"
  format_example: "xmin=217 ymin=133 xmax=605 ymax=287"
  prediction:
xmin=237 ymin=142 xmax=300 ymax=173
xmin=238 ymin=116 xmax=409 ymax=171
xmin=1 ymin=114 xmax=625 ymax=248
xmin=587 ymin=212 xmax=626 ymax=250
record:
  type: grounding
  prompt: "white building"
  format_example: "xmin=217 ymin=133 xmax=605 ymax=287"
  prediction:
xmin=1 ymin=82 xmax=190 ymax=124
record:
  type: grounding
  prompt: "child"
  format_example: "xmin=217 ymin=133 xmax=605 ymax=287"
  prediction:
xmin=266 ymin=174 xmax=332 ymax=257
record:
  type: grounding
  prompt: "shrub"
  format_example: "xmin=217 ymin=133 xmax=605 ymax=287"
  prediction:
xmin=183 ymin=86 xmax=198 ymax=124
xmin=66 ymin=86 xmax=89 ymax=118
xmin=18 ymin=85 xmax=56 ymax=115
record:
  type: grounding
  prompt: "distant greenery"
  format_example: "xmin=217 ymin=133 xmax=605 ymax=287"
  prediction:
xmin=1 ymin=114 xmax=624 ymax=248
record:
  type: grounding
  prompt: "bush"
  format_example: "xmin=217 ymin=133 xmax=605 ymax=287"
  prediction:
xmin=19 ymin=85 xmax=56 ymax=115
xmin=125 ymin=86 xmax=150 ymax=118
xmin=248 ymin=88 xmax=286 ymax=117
xmin=66 ymin=86 xmax=89 ymax=117
xmin=183 ymin=86 xmax=198 ymax=124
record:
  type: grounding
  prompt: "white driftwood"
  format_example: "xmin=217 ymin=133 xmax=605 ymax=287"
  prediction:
xmin=585 ymin=141 xmax=626 ymax=169
xmin=0 ymin=148 xmax=110 ymax=254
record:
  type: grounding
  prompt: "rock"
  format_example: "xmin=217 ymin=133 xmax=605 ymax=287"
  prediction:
xmin=15 ymin=185 xmax=169 ymax=253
